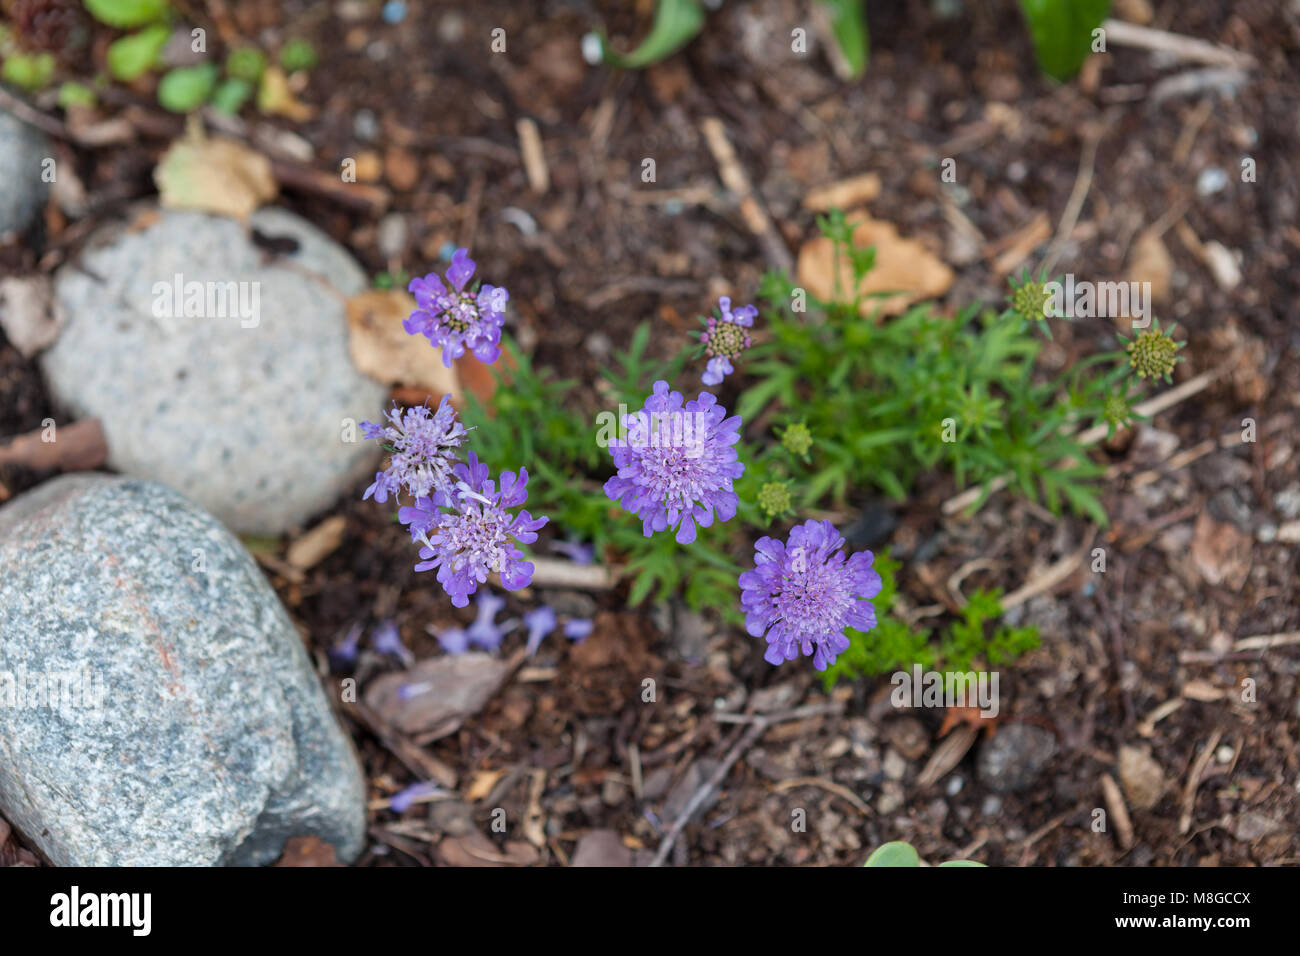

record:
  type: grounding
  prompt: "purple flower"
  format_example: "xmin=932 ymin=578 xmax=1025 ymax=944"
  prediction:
xmin=603 ymin=380 xmax=744 ymax=544
xmin=398 ymin=452 xmax=548 ymax=607
xmin=551 ymin=538 xmax=595 ymax=565
xmin=371 ymin=620 xmax=414 ymax=667
xmin=361 ymin=395 xmax=468 ymax=502
xmin=523 ymin=605 xmax=557 ymax=657
xmin=405 ymin=248 xmax=508 ymax=368
xmin=389 ymin=781 xmax=442 ymax=813
xmin=563 ymin=617 xmax=593 ymax=644
xmin=700 ymin=296 xmax=755 ymax=386
xmin=434 ymin=626 xmax=470 ymax=655
xmin=328 ymin=621 xmax=363 ymax=670
xmin=738 ymin=519 xmax=882 ymax=672
xmin=466 ymin=589 xmax=507 ymax=650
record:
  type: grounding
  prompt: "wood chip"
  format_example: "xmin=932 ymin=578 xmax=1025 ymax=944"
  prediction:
xmin=0 ymin=418 xmax=108 ymax=473
xmin=516 ymin=117 xmax=549 ymax=195
xmin=802 ymin=172 xmax=882 ymax=211
xmin=1100 ymin=773 xmax=1134 ymax=850
xmin=915 ymin=723 xmax=978 ymax=790
xmin=285 ymin=515 xmax=347 ymax=570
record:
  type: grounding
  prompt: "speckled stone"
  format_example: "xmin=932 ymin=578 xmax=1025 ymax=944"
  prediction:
xmin=976 ymin=723 xmax=1058 ymax=794
xmin=0 ymin=110 xmax=51 ymax=238
xmin=0 ymin=474 xmax=366 ymax=866
xmin=41 ymin=206 xmax=385 ymax=534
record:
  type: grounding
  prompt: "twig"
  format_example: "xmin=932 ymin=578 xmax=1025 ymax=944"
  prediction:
xmin=528 ymin=556 xmax=621 ymax=590
xmin=515 ymin=117 xmax=550 ymax=195
xmin=1101 ymin=19 xmax=1256 ymax=69
xmin=1100 ymin=773 xmax=1134 ymax=851
xmin=649 ymin=718 xmax=766 ymax=866
xmin=1001 ymin=533 xmax=1094 ymax=611
xmin=1041 ymin=116 xmax=1110 ymax=276
xmin=1234 ymin=631 xmax=1300 ymax=652
xmin=699 ymin=116 xmax=793 ymax=273
xmin=1178 ymin=728 xmax=1223 ymax=835
xmin=770 ymin=777 xmax=871 ymax=816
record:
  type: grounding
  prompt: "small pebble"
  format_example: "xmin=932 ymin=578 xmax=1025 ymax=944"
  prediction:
xmin=1196 ymin=167 xmax=1228 ymax=196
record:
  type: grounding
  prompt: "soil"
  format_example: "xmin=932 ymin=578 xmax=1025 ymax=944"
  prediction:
xmin=1 ymin=0 xmax=1298 ymax=867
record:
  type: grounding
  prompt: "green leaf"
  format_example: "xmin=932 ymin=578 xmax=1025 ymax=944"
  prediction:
xmin=278 ymin=38 xmax=318 ymax=73
xmin=599 ymin=0 xmax=706 ymax=69
xmin=83 ymin=0 xmax=170 ymax=29
xmin=1018 ymin=0 xmax=1111 ymax=81
xmin=157 ymin=63 xmax=217 ymax=113
xmin=210 ymin=77 xmax=253 ymax=114
xmin=2 ymin=52 xmax=55 ymax=91
xmin=225 ymin=47 xmax=267 ymax=83
xmin=937 ymin=859 xmax=987 ymax=867
xmin=57 ymin=81 xmax=97 ymax=109
xmin=820 ymin=0 xmax=869 ymax=78
xmin=106 ymin=23 xmax=170 ymax=81
xmin=863 ymin=841 xmax=921 ymax=867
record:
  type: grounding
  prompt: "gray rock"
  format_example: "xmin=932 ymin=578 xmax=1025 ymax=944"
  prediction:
xmin=976 ymin=724 xmax=1058 ymax=794
xmin=0 ymin=110 xmax=51 ymax=238
xmin=0 ymin=474 xmax=366 ymax=866
xmin=41 ymin=206 xmax=385 ymax=534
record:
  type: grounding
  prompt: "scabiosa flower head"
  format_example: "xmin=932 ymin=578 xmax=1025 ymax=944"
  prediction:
xmin=739 ymin=519 xmax=882 ymax=671
xmin=700 ymin=296 xmax=756 ymax=385
xmin=399 ymin=452 xmax=548 ymax=607
xmin=757 ymin=481 xmax=792 ymax=519
xmin=781 ymin=422 xmax=813 ymax=458
xmin=405 ymin=248 xmax=508 ymax=368
xmin=1009 ymin=278 xmax=1052 ymax=324
xmin=523 ymin=605 xmax=557 ymax=657
xmin=604 ymin=380 xmax=744 ymax=544
xmin=361 ymin=395 xmax=468 ymax=502
xmin=1124 ymin=319 xmax=1182 ymax=381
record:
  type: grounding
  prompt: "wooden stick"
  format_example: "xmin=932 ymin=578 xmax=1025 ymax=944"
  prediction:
xmin=1101 ymin=19 xmax=1256 ymax=70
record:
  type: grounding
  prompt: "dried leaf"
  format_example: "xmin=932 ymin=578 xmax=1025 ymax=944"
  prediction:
xmin=257 ymin=66 xmax=316 ymax=122
xmin=797 ymin=212 xmax=953 ymax=317
xmin=1190 ymin=512 xmax=1251 ymax=589
xmin=0 ymin=275 xmax=64 ymax=358
xmin=155 ymin=127 xmax=277 ymax=221
xmin=364 ymin=653 xmax=509 ymax=738
xmin=345 ymin=289 xmax=462 ymax=401
xmin=285 ymin=515 xmax=347 ymax=570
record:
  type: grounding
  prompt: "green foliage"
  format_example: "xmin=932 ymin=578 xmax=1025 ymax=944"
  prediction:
xmin=1018 ymin=0 xmax=1112 ymax=80
xmin=210 ymin=77 xmax=253 ymax=114
xmin=106 ymin=23 xmax=169 ymax=80
xmin=57 ymin=81 xmax=97 ymax=109
xmin=225 ymin=47 xmax=267 ymax=83
xmin=739 ymin=212 xmax=1117 ymax=528
xmin=82 ymin=0 xmax=169 ymax=29
xmin=821 ymin=553 xmax=1039 ymax=689
xmin=822 ymin=0 xmax=869 ymax=77
xmin=2 ymin=52 xmax=55 ymax=91
xmin=598 ymin=0 xmax=705 ymax=69
xmin=864 ymin=840 xmax=986 ymax=867
xmin=157 ymin=62 xmax=216 ymax=112
xmin=279 ymin=38 xmax=318 ymax=73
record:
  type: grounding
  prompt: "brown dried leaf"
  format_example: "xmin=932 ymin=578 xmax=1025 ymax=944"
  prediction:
xmin=364 ymin=653 xmax=509 ymax=739
xmin=155 ymin=128 xmax=277 ymax=221
xmin=272 ymin=835 xmax=343 ymax=867
xmin=796 ymin=212 xmax=953 ymax=317
xmin=345 ymin=289 xmax=462 ymax=401
xmin=1190 ymin=511 xmax=1251 ymax=589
